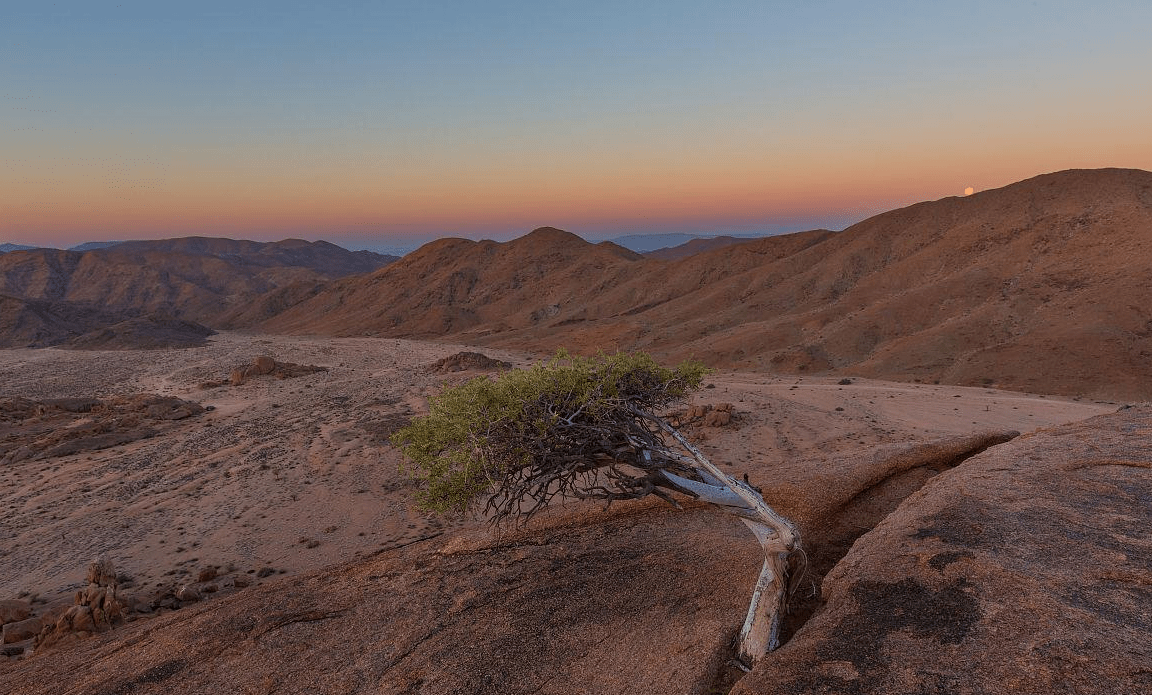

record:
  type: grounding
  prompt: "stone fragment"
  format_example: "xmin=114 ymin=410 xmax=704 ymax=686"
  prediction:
xmin=175 ymin=585 xmax=201 ymax=603
xmin=703 ymin=410 xmax=731 ymax=427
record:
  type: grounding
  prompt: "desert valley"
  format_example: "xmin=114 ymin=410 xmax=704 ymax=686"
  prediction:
xmin=2 ymin=168 xmax=1151 ymax=694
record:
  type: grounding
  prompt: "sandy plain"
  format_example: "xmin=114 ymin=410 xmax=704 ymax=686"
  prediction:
xmin=0 ymin=332 xmax=1118 ymax=618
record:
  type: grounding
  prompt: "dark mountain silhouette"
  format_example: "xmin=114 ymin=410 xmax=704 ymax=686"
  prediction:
xmin=0 ymin=243 xmax=38 ymax=254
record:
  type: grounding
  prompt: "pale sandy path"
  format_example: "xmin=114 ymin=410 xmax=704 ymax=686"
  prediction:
xmin=0 ymin=333 xmax=1116 ymax=610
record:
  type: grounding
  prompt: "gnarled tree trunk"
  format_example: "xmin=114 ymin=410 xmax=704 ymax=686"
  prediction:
xmin=643 ymin=413 xmax=802 ymax=663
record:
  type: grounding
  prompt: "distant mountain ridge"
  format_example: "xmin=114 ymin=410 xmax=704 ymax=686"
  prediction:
xmin=0 ymin=237 xmax=398 ymax=348
xmin=0 ymin=243 xmax=37 ymax=254
xmin=608 ymin=233 xmax=708 ymax=253
xmin=69 ymin=241 xmax=123 ymax=252
xmin=644 ymin=235 xmax=776 ymax=260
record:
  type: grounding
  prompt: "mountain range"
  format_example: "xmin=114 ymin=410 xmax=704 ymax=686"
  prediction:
xmin=2 ymin=168 xmax=1150 ymax=400
xmin=254 ymin=168 xmax=1152 ymax=400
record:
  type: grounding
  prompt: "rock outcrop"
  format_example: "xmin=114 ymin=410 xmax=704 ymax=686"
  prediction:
xmin=426 ymin=351 xmax=513 ymax=373
xmin=673 ymin=402 xmax=737 ymax=428
xmin=732 ymin=406 xmax=1152 ymax=694
xmin=0 ymin=394 xmax=205 ymax=464
xmin=3 ymin=407 xmax=1149 ymax=693
xmin=34 ymin=559 xmax=129 ymax=652
xmin=216 ymin=355 xmax=328 ymax=386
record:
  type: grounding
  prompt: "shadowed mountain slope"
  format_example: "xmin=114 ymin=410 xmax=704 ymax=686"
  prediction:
xmin=261 ymin=169 xmax=1152 ymax=400
xmin=0 ymin=294 xmax=214 ymax=350
xmin=0 ymin=295 xmax=120 ymax=348
xmin=0 ymin=238 xmax=397 ymax=345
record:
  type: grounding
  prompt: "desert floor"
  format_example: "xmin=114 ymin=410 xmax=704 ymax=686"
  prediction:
xmin=0 ymin=332 xmax=1118 ymax=612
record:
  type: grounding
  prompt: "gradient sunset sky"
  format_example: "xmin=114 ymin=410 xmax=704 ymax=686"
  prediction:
xmin=3 ymin=1 xmax=1151 ymax=252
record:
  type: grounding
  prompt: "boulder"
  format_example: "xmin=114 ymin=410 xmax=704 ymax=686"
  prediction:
xmin=0 ymin=599 xmax=32 ymax=626
xmin=175 ymin=585 xmax=201 ymax=603
xmin=251 ymin=355 xmax=276 ymax=375
xmin=2 ymin=616 xmax=41 ymax=644
xmin=685 ymin=404 xmax=711 ymax=420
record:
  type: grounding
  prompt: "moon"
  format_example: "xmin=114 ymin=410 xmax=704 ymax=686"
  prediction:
xmin=964 ymin=186 xmax=975 ymax=196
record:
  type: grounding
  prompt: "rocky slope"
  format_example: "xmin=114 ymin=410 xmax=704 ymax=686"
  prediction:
xmin=260 ymin=169 xmax=1152 ymax=401
xmin=261 ymin=227 xmax=647 ymax=337
xmin=0 ymin=295 xmax=123 ymax=348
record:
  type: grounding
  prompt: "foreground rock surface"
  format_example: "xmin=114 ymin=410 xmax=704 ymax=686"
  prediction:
xmin=1 ymin=415 xmax=1118 ymax=692
xmin=0 ymin=505 xmax=759 ymax=694
xmin=733 ymin=406 xmax=1152 ymax=695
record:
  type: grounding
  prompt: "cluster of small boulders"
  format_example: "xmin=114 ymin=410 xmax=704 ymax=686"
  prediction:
xmin=2 ymin=558 xmax=275 ymax=661
xmin=34 ymin=559 xmax=129 ymax=651
xmin=164 ymin=565 xmax=255 ymax=606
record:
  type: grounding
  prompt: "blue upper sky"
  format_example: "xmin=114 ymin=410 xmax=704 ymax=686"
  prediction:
xmin=3 ymin=1 xmax=1151 ymax=250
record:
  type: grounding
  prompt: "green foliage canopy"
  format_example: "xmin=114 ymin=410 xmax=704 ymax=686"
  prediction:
xmin=391 ymin=351 xmax=707 ymax=521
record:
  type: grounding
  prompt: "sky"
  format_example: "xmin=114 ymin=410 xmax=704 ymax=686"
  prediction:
xmin=3 ymin=1 xmax=1151 ymax=252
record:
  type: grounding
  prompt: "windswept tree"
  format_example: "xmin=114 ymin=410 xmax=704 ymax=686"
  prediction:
xmin=391 ymin=351 xmax=803 ymax=663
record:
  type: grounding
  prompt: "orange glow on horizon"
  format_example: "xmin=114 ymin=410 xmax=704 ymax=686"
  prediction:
xmin=4 ymin=127 xmax=1151 ymax=244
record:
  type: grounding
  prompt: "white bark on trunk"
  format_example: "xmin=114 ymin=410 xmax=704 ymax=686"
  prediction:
xmin=737 ymin=519 xmax=791 ymax=659
xmin=640 ymin=410 xmax=802 ymax=664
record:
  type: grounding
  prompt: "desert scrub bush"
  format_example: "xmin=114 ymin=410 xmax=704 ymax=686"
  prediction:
xmin=391 ymin=350 xmax=707 ymax=520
